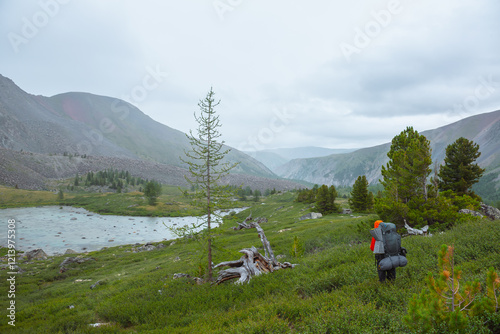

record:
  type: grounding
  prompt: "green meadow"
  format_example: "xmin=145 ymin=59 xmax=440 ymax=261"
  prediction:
xmin=0 ymin=185 xmax=205 ymax=217
xmin=1 ymin=192 xmax=499 ymax=333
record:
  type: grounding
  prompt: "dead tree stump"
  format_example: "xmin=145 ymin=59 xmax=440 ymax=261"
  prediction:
xmin=214 ymin=215 xmax=296 ymax=284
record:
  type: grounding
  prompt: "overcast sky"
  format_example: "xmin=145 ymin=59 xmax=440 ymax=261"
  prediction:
xmin=1 ymin=0 xmax=500 ymax=151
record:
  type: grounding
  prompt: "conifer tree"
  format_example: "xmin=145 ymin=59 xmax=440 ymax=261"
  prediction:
xmin=181 ymin=88 xmax=239 ymax=281
xmin=144 ymin=181 xmax=161 ymax=205
xmin=438 ymin=137 xmax=485 ymax=196
xmin=381 ymin=127 xmax=432 ymax=203
xmin=349 ymin=175 xmax=372 ymax=212
xmin=376 ymin=127 xmax=432 ymax=225
xmin=405 ymin=244 xmax=484 ymax=332
xmin=315 ymin=185 xmax=339 ymax=215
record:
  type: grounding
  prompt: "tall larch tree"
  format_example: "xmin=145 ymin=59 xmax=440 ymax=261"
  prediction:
xmin=181 ymin=88 xmax=239 ymax=282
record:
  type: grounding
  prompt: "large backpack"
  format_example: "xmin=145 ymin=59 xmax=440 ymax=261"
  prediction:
xmin=377 ymin=222 xmax=407 ymax=270
xmin=380 ymin=222 xmax=401 ymax=257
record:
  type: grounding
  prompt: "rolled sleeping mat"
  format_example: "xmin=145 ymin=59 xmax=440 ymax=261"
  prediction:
xmin=370 ymin=227 xmax=385 ymax=254
xmin=372 ymin=241 xmax=385 ymax=254
xmin=378 ymin=255 xmax=408 ymax=271
xmin=370 ymin=227 xmax=383 ymax=241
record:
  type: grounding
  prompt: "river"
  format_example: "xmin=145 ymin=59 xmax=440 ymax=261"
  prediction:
xmin=0 ymin=206 xmax=248 ymax=255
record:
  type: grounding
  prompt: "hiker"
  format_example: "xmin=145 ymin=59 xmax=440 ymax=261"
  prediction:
xmin=370 ymin=220 xmax=407 ymax=282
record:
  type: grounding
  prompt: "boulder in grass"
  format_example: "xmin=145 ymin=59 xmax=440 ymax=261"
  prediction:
xmin=299 ymin=212 xmax=323 ymax=221
xmin=459 ymin=209 xmax=483 ymax=217
xmin=481 ymin=203 xmax=500 ymax=220
xmin=21 ymin=249 xmax=48 ymax=261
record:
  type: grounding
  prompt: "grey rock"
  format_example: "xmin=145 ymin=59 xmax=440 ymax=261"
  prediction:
xmin=299 ymin=212 xmax=323 ymax=221
xmin=59 ymin=256 xmax=96 ymax=270
xmin=459 ymin=209 xmax=483 ymax=217
xmin=21 ymin=249 xmax=48 ymax=261
xmin=481 ymin=203 xmax=500 ymax=220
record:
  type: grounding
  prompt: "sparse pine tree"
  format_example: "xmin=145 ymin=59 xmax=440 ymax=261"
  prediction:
xmin=405 ymin=244 xmax=482 ymax=332
xmin=290 ymin=235 xmax=304 ymax=258
xmin=179 ymin=88 xmax=239 ymax=282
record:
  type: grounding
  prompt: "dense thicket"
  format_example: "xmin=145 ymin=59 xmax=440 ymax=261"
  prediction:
xmin=375 ymin=129 xmax=483 ymax=229
xmin=296 ymin=184 xmax=340 ymax=215
xmin=83 ymin=169 xmax=149 ymax=189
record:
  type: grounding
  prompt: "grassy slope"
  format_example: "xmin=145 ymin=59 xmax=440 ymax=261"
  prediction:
xmin=1 ymin=193 xmax=499 ymax=333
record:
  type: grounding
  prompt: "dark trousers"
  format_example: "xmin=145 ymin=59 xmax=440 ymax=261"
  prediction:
xmin=375 ymin=254 xmax=396 ymax=282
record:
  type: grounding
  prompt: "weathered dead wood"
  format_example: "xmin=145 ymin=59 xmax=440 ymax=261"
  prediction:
xmin=214 ymin=216 xmax=296 ymax=284
xmin=232 ymin=213 xmax=254 ymax=230
xmin=404 ymin=222 xmax=432 ymax=236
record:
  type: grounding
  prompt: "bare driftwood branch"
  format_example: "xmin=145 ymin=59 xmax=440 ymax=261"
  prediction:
xmin=404 ymin=221 xmax=431 ymax=236
xmin=214 ymin=216 xmax=296 ymax=285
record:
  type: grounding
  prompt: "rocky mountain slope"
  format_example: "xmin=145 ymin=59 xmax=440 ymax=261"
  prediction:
xmin=0 ymin=74 xmax=304 ymax=191
xmin=0 ymin=148 xmax=301 ymax=192
xmin=276 ymin=110 xmax=500 ymax=192
xmin=0 ymin=74 xmax=273 ymax=178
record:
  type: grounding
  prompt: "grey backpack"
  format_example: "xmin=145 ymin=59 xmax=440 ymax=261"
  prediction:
xmin=377 ymin=222 xmax=407 ymax=270
xmin=380 ymin=222 xmax=401 ymax=257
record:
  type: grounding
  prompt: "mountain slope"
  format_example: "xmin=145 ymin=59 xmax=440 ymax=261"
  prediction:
xmin=0 ymin=74 xmax=274 ymax=178
xmin=276 ymin=110 xmax=500 ymax=192
xmin=0 ymin=148 xmax=302 ymax=192
xmin=244 ymin=147 xmax=357 ymax=173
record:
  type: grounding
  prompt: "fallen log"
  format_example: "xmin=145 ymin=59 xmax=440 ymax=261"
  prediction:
xmin=214 ymin=216 xmax=296 ymax=285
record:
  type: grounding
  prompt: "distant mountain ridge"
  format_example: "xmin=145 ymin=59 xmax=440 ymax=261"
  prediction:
xmin=0 ymin=74 xmax=274 ymax=178
xmin=243 ymin=147 xmax=357 ymax=173
xmin=275 ymin=110 xmax=500 ymax=197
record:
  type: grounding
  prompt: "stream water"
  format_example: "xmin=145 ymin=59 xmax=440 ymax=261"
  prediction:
xmin=0 ymin=206 xmax=248 ymax=255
